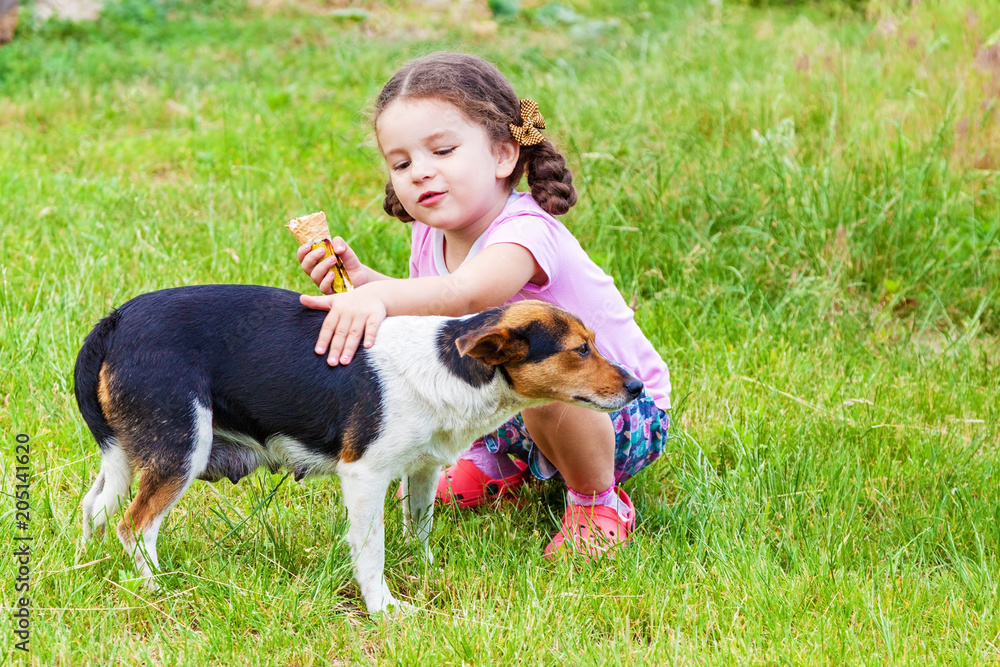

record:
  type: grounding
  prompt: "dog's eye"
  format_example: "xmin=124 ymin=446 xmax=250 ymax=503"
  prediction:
xmin=576 ymin=343 xmax=590 ymax=357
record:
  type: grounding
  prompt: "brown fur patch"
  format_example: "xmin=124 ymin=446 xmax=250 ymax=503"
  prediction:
xmin=97 ymin=364 xmax=113 ymax=416
xmin=495 ymin=300 xmax=577 ymax=333
xmin=505 ymin=350 xmax=618 ymax=401
xmin=339 ymin=405 xmax=367 ymax=463
xmin=118 ymin=470 xmax=185 ymax=538
xmin=457 ymin=329 xmax=529 ymax=366
xmin=340 ymin=433 xmax=361 ymax=463
xmin=96 ymin=364 xmax=139 ymax=440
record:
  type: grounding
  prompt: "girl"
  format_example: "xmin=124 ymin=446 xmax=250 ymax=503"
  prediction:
xmin=297 ymin=52 xmax=670 ymax=559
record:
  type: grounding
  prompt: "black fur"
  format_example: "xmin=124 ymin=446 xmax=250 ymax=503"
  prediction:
xmin=74 ymin=285 xmax=385 ymax=473
xmin=516 ymin=318 xmax=571 ymax=364
xmin=436 ymin=308 xmax=504 ymax=387
xmin=74 ymin=309 xmax=121 ymax=451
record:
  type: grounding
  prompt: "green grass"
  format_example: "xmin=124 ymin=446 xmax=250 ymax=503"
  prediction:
xmin=2 ymin=0 xmax=999 ymax=663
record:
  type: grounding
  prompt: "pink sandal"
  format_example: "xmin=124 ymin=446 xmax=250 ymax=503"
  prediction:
xmin=436 ymin=458 xmax=529 ymax=508
xmin=543 ymin=487 xmax=636 ymax=560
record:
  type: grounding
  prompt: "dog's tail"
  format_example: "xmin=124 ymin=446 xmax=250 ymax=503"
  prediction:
xmin=74 ymin=308 xmax=120 ymax=452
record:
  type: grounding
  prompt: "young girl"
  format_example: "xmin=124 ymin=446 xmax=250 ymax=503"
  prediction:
xmin=296 ymin=52 xmax=670 ymax=559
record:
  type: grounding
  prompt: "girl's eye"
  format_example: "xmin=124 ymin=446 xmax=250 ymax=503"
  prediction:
xmin=434 ymin=147 xmax=455 ymax=156
xmin=576 ymin=343 xmax=590 ymax=357
xmin=391 ymin=160 xmax=410 ymax=171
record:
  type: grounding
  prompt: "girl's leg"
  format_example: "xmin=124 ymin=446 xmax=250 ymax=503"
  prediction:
xmin=459 ymin=441 xmax=524 ymax=479
xmin=433 ymin=391 xmax=667 ymax=517
xmin=522 ymin=401 xmax=640 ymax=559
xmin=519 ymin=402 xmax=614 ymax=494
xmin=431 ymin=403 xmax=615 ymax=510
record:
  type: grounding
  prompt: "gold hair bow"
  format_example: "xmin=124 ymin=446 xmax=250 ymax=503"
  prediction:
xmin=509 ymin=98 xmax=547 ymax=146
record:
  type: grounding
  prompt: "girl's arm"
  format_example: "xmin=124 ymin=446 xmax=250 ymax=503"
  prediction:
xmin=300 ymin=242 xmax=541 ymax=366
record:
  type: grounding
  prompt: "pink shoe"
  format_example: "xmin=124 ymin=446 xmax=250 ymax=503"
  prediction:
xmin=543 ymin=487 xmax=636 ymax=560
xmin=436 ymin=458 xmax=529 ymax=508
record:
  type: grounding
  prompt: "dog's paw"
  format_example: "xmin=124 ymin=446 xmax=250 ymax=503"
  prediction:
xmin=369 ymin=598 xmax=416 ymax=618
xmin=385 ymin=600 xmax=416 ymax=618
xmin=82 ymin=524 xmax=106 ymax=545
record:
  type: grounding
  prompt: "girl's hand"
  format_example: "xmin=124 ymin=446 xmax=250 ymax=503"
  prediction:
xmin=297 ymin=236 xmax=370 ymax=294
xmin=300 ymin=289 xmax=386 ymax=366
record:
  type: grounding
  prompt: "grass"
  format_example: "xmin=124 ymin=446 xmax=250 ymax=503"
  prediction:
xmin=1 ymin=0 xmax=999 ymax=663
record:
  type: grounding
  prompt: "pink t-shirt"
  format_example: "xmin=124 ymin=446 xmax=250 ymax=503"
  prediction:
xmin=409 ymin=192 xmax=671 ymax=410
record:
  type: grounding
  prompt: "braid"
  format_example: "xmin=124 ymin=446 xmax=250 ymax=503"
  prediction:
xmin=520 ymin=141 xmax=577 ymax=216
xmin=383 ymin=179 xmax=414 ymax=222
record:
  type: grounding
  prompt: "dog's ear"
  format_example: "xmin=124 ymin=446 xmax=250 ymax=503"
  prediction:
xmin=455 ymin=328 xmax=528 ymax=366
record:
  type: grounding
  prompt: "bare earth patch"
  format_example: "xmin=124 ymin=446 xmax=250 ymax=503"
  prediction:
xmin=35 ymin=0 xmax=103 ymax=22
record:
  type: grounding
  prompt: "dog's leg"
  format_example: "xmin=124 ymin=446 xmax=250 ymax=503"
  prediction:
xmin=115 ymin=401 xmax=213 ymax=590
xmin=117 ymin=468 xmax=189 ymax=590
xmin=337 ymin=464 xmax=399 ymax=615
xmin=83 ymin=442 xmax=133 ymax=543
xmin=81 ymin=471 xmax=105 ymax=543
xmin=401 ymin=464 xmax=438 ymax=563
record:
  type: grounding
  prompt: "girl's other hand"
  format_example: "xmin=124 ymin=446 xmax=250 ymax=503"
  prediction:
xmin=300 ymin=289 xmax=386 ymax=366
xmin=297 ymin=236 xmax=369 ymax=294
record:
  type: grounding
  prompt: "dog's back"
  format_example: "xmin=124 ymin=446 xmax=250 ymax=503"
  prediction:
xmin=77 ymin=285 xmax=386 ymax=467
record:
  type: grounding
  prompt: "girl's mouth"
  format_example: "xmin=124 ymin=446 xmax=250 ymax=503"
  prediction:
xmin=418 ymin=191 xmax=445 ymax=205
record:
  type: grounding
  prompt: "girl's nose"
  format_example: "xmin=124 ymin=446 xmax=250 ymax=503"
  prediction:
xmin=409 ymin=156 xmax=435 ymax=182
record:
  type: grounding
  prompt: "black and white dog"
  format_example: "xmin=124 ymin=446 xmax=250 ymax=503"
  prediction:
xmin=75 ymin=285 xmax=642 ymax=614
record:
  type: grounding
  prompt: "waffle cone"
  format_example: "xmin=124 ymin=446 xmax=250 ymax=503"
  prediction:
xmin=286 ymin=211 xmax=331 ymax=246
xmin=285 ymin=211 xmax=354 ymax=293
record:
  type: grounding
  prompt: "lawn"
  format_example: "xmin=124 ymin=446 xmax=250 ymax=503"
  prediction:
xmin=1 ymin=0 xmax=999 ymax=663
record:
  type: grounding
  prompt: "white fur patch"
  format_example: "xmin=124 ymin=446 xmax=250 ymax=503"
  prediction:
xmin=83 ymin=440 xmax=133 ymax=541
xmin=268 ymin=434 xmax=340 ymax=477
xmin=189 ymin=402 xmax=214 ymax=481
xmin=364 ymin=316 xmax=545 ymax=479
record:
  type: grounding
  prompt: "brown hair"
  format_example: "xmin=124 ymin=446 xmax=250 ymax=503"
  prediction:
xmin=374 ymin=52 xmax=577 ymax=223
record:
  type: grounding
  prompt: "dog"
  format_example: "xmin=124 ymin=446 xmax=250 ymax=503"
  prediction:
xmin=74 ymin=284 xmax=642 ymax=614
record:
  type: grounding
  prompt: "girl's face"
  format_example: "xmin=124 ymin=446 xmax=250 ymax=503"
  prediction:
xmin=376 ymin=98 xmax=518 ymax=236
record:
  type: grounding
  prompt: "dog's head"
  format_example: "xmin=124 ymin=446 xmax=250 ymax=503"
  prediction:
xmin=454 ymin=300 xmax=643 ymax=411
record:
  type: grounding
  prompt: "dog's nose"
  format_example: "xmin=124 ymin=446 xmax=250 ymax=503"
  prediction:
xmin=625 ymin=376 xmax=644 ymax=399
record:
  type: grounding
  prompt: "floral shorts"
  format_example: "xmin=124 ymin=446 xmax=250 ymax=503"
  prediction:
xmin=476 ymin=387 xmax=669 ymax=485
